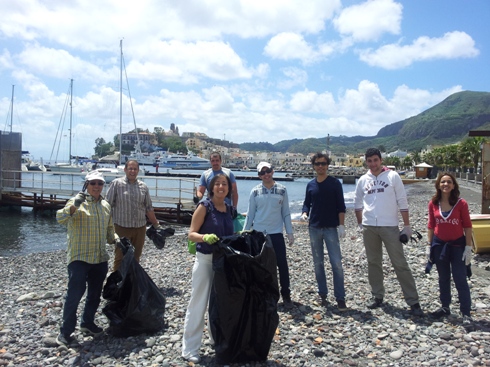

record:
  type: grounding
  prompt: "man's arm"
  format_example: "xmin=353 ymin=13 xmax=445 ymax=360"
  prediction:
xmin=196 ymin=185 xmax=206 ymax=200
xmin=146 ymin=209 xmax=160 ymax=227
xmin=400 ymin=210 xmax=410 ymax=227
xmin=231 ymin=182 xmax=239 ymax=208
xmin=355 ymin=210 xmax=363 ymax=225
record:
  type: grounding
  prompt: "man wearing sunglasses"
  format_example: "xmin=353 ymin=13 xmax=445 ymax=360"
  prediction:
xmin=243 ymin=161 xmax=294 ymax=308
xmin=56 ymin=170 xmax=119 ymax=346
xmin=301 ymin=153 xmax=347 ymax=311
xmin=106 ymin=159 xmax=161 ymax=271
xmin=195 ymin=152 xmax=238 ymax=215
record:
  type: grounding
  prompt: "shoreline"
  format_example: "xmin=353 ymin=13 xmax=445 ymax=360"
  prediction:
xmin=0 ymin=181 xmax=489 ymax=366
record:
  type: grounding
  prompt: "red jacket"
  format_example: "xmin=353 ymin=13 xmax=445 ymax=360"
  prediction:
xmin=428 ymin=198 xmax=472 ymax=243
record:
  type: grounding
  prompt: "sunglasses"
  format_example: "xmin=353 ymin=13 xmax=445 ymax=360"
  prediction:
xmin=89 ymin=181 xmax=104 ymax=186
xmin=314 ymin=162 xmax=328 ymax=166
xmin=258 ymin=168 xmax=273 ymax=176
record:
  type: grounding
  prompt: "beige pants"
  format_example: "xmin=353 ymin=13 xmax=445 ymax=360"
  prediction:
xmin=363 ymin=225 xmax=420 ymax=306
xmin=113 ymin=224 xmax=146 ymax=271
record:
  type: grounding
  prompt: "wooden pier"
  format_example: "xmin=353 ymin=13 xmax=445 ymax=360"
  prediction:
xmin=0 ymin=170 xmax=198 ymax=224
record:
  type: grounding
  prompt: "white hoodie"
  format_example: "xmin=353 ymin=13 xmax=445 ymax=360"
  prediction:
xmin=354 ymin=167 xmax=408 ymax=226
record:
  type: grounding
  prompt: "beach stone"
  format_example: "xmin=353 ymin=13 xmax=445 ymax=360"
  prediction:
xmin=0 ymin=182 xmax=488 ymax=367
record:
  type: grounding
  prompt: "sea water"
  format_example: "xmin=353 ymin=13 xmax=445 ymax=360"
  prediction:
xmin=0 ymin=170 xmax=357 ymax=257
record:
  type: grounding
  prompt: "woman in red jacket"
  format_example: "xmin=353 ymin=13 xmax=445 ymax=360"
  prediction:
xmin=427 ymin=172 xmax=473 ymax=325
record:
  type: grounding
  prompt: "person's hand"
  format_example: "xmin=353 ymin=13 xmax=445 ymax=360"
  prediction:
xmin=231 ymin=207 xmax=238 ymax=219
xmin=338 ymin=225 xmax=346 ymax=239
xmin=193 ymin=196 xmax=200 ymax=204
xmin=153 ymin=223 xmax=163 ymax=230
xmin=203 ymin=234 xmax=219 ymax=244
xmin=356 ymin=223 xmax=363 ymax=233
xmin=301 ymin=213 xmax=308 ymax=221
xmin=462 ymin=246 xmax=472 ymax=265
xmin=426 ymin=245 xmax=431 ymax=258
xmin=400 ymin=225 xmax=413 ymax=238
xmin=73 ymin=192 xmax=86 ymax=208
xmin=287 ymin=234 xmax=294 ymax=246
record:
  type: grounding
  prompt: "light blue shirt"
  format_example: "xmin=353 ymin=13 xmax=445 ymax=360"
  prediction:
xmin=243 ymin=182 xmax=293 ymax=235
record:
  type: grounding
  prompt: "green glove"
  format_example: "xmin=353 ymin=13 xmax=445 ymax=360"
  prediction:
xmin=203 ymin=234 xmax=219 ymax=244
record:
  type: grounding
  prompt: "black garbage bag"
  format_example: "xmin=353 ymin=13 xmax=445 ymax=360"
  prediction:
xmin=209 ymin=230 xmax=280 ymax=365
xmin=102 ymin=237 xmax=166 ymax=337
xmin=146 ymin=226 xmax=175 ymax=249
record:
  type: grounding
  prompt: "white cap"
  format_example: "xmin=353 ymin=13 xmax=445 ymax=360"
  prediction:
xmin=85 ymin=170 xmax=106 ymax=183
xmin=257 ymin=162 xmax=272 ymax=172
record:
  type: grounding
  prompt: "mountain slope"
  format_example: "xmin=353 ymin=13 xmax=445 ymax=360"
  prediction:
xmin=239 ymin=90 xmax=490 ymax=154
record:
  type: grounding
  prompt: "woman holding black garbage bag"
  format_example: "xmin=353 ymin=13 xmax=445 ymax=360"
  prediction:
xmin=182 ymin=173 xmax=234 ymax=364
xmin=427 ymin=172 xmax=473 ymax=325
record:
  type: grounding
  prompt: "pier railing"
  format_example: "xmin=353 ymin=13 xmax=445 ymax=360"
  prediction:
xmin=0 ymin=170 xmax=199 ymax=211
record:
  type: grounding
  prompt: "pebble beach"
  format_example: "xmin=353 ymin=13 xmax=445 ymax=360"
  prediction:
xmin=1 ymin=181 xmax=490 ymax=367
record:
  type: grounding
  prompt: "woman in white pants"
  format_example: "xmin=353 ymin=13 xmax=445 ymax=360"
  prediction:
xmin=182 ymin=174 xmax=234 ymax=363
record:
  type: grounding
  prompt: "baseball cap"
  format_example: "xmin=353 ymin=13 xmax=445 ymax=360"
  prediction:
xmin=85 ymin=170 xmax=106 ymax=183
xmin=257 ymin=162 xmax=272 ymax=172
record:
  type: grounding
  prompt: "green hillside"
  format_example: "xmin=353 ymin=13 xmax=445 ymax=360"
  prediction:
xmin=239 ymin=91 xmax=490 ymax=154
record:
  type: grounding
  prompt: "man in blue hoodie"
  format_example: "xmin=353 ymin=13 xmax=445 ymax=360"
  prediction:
xmin=243 ymin=161 xmax=294 ymax=308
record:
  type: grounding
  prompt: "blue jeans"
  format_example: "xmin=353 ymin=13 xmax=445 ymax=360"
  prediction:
xmin=60 ymin=261 xmax=108 ymax=336
xmin=308 ymin=227 xmax=345 ymax=301
xmin=433 ymin=244 xmax=471 ymax=316
xmin=269 ymin=233 xmax=290 ymax=299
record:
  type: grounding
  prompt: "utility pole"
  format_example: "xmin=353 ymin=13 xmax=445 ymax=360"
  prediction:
xmin=469 ymin=130 xmax=490 ymax=214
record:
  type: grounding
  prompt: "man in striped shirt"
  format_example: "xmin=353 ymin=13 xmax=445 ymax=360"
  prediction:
xmin=106 ymin=160 xmax=161 ymax=271
xmin=56 ymin=171 xmax=118 ymax=346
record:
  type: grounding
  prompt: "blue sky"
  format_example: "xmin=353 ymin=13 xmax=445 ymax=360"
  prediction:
xmin=0 ymin=0 xmax=489 ymax=161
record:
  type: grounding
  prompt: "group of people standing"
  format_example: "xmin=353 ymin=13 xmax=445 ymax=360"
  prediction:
xmin=55 ymin=148 xmax=475 ymax=363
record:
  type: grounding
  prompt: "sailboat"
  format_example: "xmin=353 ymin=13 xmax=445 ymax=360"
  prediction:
xmin=115 ymin=39 xmax=154 ymax=167
xmin=49 ymin=79 xmax=85 ymax=173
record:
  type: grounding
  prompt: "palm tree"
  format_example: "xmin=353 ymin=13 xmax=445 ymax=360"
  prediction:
xmin=460 ymin=137 xmax=486 ymax=173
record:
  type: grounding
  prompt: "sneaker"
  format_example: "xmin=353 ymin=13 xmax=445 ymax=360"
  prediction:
xmin=367 ymin=298 xmax=383 ymax=309
xmin=337 ymin=299 xmax=348 ymax=311
xmin=410 ymin=303 xmax=424 ymax=316
xmin=430 ymin=307 xmax=451 ymax=319
xmin=462 ymin=315 xmax=473 ymax=325
xmin=319 ymin=294 xmax=328 ymax=307
xmin=80 ymin=323 xmax=104 ymax=336
xmin=283 ymin=296 xmax=294 ymax=309
xmin=185 ymin=355 xmax=201 ymax=363
xmin=56 ymin=333 xmax=78 ymax=347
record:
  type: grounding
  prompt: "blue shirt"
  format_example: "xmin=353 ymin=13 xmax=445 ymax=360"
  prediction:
xmin=243 ymin=182 xmax=293 ymax=235
xmin=196 ymin=199 xmax=234 ymax=254
xmin=302 ymin=176 xmax=346 ymax=228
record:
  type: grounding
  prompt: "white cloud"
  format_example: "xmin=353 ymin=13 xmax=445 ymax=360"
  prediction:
xmin=334 ymin=0 xmax=402 ymax=42
xmin=277 ymin=67 xmax=308 ymax=90
xmin=359 ymin=31 xmax=480 ymax=69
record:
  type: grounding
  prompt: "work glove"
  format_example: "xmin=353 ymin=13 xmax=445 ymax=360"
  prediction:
xmin=356 ymin=223 xmax=363 ymax=233
xmin=193 ymin=196 xmax=200 ymax=204
xmin=231 ymin=207 xmax=238 ymax=219
xmin=203 ymin=234 xmax=219 ymax=244
xmin=338 ymin=225 xmax=346 ymax=239
xmin=400 ymin=225 xmax=413 ymax=238
xmin=153 ymin=223 xmax=163 ymax=230
xmin=462 ymin=246 xmax=472 ymax=266
xmin=73 ymin=192 xmax=86 ymax=208
xmin=426 ymin=245 xmax=431 ymax=258
xmin=301 ymin=213 xmax=308 ymax=221
xmin=287 ymin=234 xmax=294 ymax=246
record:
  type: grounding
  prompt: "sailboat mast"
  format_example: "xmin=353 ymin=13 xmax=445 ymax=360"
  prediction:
xmin=119 ymin=40 xmax=123 ymax=164
xmin=9 ymin=85 xmax=14 ymax=133
xmin=69 ymin=78 xmax=73 ymax=163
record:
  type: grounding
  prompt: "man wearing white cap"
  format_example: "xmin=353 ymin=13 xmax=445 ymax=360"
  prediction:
xmin=56 ymin=170 xmax=119 ymax=346
xmin=243 ymin=161 xmax=294 ymax=307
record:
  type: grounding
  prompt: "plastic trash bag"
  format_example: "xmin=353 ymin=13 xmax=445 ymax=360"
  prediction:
xmin=146 ymin=226 xmax=175 ymax=249
xmin=102 ymin=237 xmax=166 ymax=337
xmin=233 ymin=213 xmax=246 ymax=233
xmin=209 ymin=230 xmax=279 ymax=365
